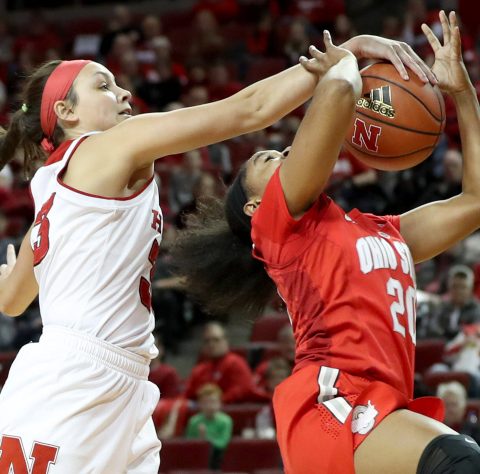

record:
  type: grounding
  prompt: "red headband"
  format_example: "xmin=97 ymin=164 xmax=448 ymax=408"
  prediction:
xmin=40 ymin=60 xmax=90 ymax=152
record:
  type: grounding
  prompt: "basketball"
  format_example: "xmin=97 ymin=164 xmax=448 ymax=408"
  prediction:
xmin=344 ymin=62 xmax=445 ymax=171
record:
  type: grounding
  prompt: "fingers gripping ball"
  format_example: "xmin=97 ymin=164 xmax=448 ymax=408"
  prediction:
xmin=344 ymin=62 xmax=445 ymax=171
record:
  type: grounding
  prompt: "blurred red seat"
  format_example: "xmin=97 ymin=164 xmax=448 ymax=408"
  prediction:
xmin=221 ymin=438 xmax=282 ymax=471
xmin=415 ymin=339 xmax=445 ymax=375
xmin=423 ymin=371 xmax=471 ymax=393
xmin=250 ymin=314 xmax=289 ymax=343
xmin=223 ymin=404 xmax=266 ymax=435
xmin=159 ymin=439 xmax=210 ymax=473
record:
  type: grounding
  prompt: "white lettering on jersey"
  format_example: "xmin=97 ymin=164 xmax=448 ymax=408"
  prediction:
xmin=393 ymin=241 xmax=416 ymax=282
xmin=356 ymin=236 xmax=397 ymax=274
xmin=356 ymin=236 xmax=414 ymax=280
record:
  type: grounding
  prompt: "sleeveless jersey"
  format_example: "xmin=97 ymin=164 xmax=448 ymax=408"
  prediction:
xmin=252 ymin=168 xmax=416 ymax=397
xmin=29 ymin=133 xmax=162 ymax=359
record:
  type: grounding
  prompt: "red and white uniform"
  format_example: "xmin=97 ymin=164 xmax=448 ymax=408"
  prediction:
xmin=251 ymin=168 xmax=443 ymax=474
xmin=0 ymin=134 xmax=162 ymax=473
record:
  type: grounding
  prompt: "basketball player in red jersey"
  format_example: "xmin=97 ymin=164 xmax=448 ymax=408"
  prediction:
xmin=0 ymin=24 xmax=433 ymax=474
xmin=173 ymin=11 xmax=480 ymax=474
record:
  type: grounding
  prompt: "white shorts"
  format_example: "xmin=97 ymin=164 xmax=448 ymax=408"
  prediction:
xmin=0 ymin=326 xmax=161 ymax=473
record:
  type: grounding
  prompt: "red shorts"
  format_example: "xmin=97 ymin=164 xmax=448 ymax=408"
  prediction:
xmin=273 ymin=364 xmax=444 ymax=474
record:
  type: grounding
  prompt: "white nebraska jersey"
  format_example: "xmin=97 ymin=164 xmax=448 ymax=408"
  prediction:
xmin=29 ymin=133 xmax=162 ymax=359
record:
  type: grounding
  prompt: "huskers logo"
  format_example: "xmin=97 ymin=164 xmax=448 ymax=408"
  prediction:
xmin=0 ymin=435 xmax=59 ymax=473
xmin=351 ymin=119 xmax=382 ymax=152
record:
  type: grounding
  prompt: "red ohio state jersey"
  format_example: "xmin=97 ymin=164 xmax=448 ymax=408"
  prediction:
xmin=29 ymin=133 xmax=162 ymax=359
xmin=252 ymin=168 xmax=416 ymax=397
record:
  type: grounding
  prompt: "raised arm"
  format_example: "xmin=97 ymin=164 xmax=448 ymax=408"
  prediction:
xmin=82 ymin=60 xmax=321 ymax=174
xmin=279 ymin=32 xmax=362 ymax=217
xmin=399 ymin=11 xmax=480 ymax=263
xmin=78 ymin=36 xmax=433 ymax=173
xmin=0 ymin=231 xmax=39 ymax=316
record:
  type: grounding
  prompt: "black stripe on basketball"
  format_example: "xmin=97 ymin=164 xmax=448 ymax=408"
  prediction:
xmin=356 ymin=110 xmax=442 ymax=136
xmin=346 ymin=142 xmax=434 ymax=159
xmin=361 ymin=74 xmax=443 ymax=123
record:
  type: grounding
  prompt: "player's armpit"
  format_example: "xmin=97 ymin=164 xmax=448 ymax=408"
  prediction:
xmin=399 ymin=193 xmax=480 ymax=264
xmin=0 ymin=228 xmax=38 ymax=317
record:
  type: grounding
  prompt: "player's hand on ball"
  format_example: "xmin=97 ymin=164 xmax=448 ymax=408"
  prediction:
xmin=422 ymin=10 xmax=471 ymax=95
xmin=344 ymin=35 xmax=436 ymax=84
xmin=0 ymin=244 xmax=16 ymax=281
xmin=300 ymin=30 xmax=355 ymax=77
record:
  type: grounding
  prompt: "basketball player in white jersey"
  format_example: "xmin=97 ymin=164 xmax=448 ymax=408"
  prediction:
xmin=0 ymin=33 xmax=433 ymax=472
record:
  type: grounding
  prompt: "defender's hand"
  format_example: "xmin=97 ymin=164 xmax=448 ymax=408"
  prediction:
xmin=343 ymin=34 xmax=437 ymax=84
xmin=300 ymin=30 xmax=356 ymax=77
xmin=421 ymin=10 xmax=472 ymax=95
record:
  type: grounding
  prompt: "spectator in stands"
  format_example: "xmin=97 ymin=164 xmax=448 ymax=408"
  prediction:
xmin=99 ymin=4 xmax=140 ymax=58
xmin=188 ymin=10 xmax=226 ymax=63
xmin=251 ymin=355 xmax=291 ymax=403
xmin=254 ymin=324 xmax=294 ymax=389
xmin=184 ymin=322 xmax=255 ymax=403
xmin=193 ymin=0 xmax=240 ymax=23
xmin=428 ymin=265 xmax=480 ymax=340
xmin=169 ymin=149 xmax=204 ymax=214
xmin=327 ymin=148 xmax=384 ymax=213
xmin=176 ymin=172 xmax=220 ymax=229
xmin=334 ymin=14 xmax=356 ymax=46
xmin=255 ymin=357 xmax=291 ymax=437
xmin=416 ymin=148 xmax=463 ymax=206
xmin=283 ymin=18 xmax=312 ymax=66
xmin=105 ymin=33 xmax=135 ymax=77
xmin=185 ymin=383 xmax=233 ymax=469
xmin=437 ymin=381 xmax=480 ymax=444
xmin=136 ymin=15 xmax=167 ymax=66
xmin=137 ymin=37 xmax=184 ymax=111
xmin=182 ymin=85 xmax=209 ymax=107
xmin=148 ymin=335 xmax=182 ymax=399
xmin=246 ymin=10 xmax=276 ymax=57
xmin=207 ymin=63 xmax=243 ymax=101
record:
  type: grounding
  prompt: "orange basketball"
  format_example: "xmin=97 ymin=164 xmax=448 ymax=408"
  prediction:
xmin=344 ymin=62 xmax=445 ymax=171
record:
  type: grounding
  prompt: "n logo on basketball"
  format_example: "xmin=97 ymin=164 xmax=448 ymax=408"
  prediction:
xmin=0 ymin=435 xmax=59 ymax=473
xmin=352 ymin=119 xmax=382 ymax=152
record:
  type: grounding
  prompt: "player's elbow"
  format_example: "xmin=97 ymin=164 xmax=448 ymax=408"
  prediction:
xmin=229 ymin=89 xmax=268 ymax=132
xmin=319 ymin=79 xmax=359 ymax=113
xmin=0 ymin=295 xmax=25 ymax=317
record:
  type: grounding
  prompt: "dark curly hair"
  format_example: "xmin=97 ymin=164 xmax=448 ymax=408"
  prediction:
xmin=171 ymin=165 xmax=276 ymax=317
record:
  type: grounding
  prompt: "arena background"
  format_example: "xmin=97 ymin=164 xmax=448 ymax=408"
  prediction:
xmin=0 ymin=0 xmax=480 ymax=472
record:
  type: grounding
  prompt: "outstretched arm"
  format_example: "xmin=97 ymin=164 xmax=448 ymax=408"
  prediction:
xmin=0 ymin=231 xmax=39 ymax=316
xmin=279 ymin=31 xmax=362 ymax=217
xmin=400 ymin=11 xmax=480 ymax=263
xmin=79 ymin=35 xmax=433 ymax=176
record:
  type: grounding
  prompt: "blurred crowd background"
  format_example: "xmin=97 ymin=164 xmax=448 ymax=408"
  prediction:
xmin=1 ymin=0 xmax=480 ymax=472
